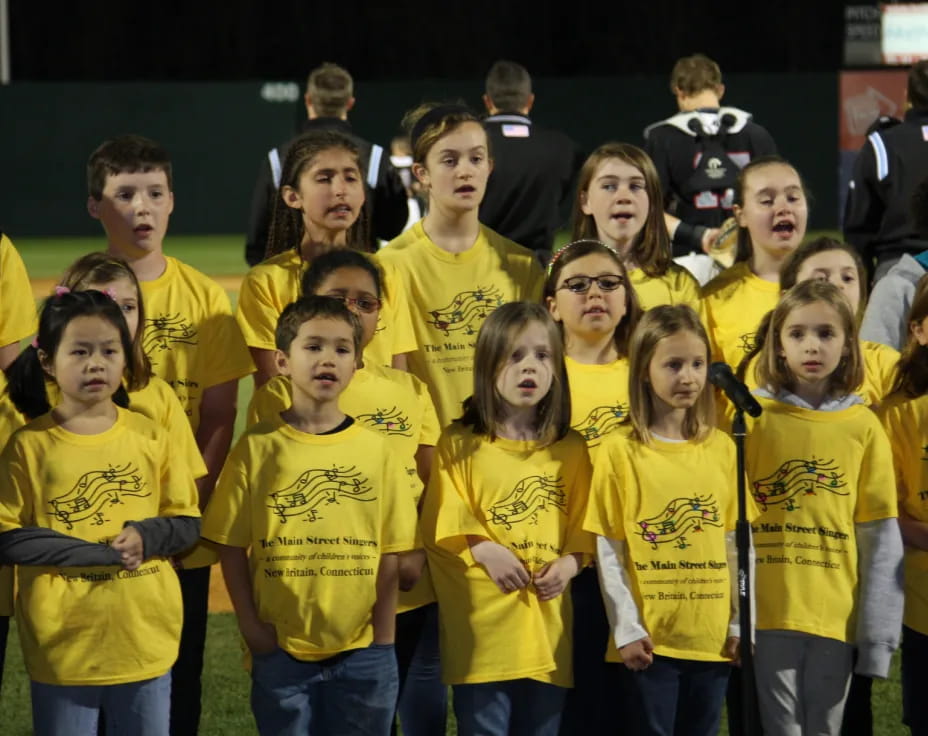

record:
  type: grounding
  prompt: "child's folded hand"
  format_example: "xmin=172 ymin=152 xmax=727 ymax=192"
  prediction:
xmin=620 ymin=636 xmax=654 ymax=671
xmin=470 ymin=539 xmax=531 ymax=594
xmin=533 ymin=554 xmax=580 ymax=601
xmin=111 ymin=526 xmax=145 ymax=571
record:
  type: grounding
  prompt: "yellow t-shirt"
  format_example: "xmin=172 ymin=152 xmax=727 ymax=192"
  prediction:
xmin=585 ymin=427 xmax=741 ymax=662
xmin=248 ymin=366 xmax=441 ymax=611
xmin=746 ymin=397 xmax=897 ymax=642
xmin=629 ymin=263 xmax=701 ymax=313
xmin=421 ymin=423 xmax=593 ymax=687
xmin=202 ymin=419 xmax=418 ymax=661
xmin=0 ymin=234 xmax=38 ymax=347
xmin=0 ymin=409 xmax=200 ymax=685
xmin=703 ymin=261 xmax=779 ymax=369
xmin=565 ymin=356 xmax=630 ymax=456
xmin=880 ymin=393 xmax=928 ymax=635
xmin=234 ymin=248 xmax=416 ymax=368
xmin=0 ymin=373 xmax=25 ymax=617
xmin=378 ymin=222 xmax=544 ymax=426
xmin=139 ymin=256 xmax=254 ymax=432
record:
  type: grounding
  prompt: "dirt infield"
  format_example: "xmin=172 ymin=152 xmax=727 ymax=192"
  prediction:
xmin=30 ymin=274 xmax=245 ymax=298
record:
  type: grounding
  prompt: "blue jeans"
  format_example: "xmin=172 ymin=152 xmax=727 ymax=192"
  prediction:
xmin=453 ymin=678 xmax=567 ymax=736
xmin=31 ymin=672 xmax=171 ymax=736
xmin=396 ymin=603 xmax=446 ymax=735
xmin=251 ymin=643 xmax=398 ymax=736
xmin=631 ymin=655 xmax=730 ymax=736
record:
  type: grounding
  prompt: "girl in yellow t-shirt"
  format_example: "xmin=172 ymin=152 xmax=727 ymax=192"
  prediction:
xmin=421 ymin=302 xmax=593 ymax=736
xmin=584 ymin=304 xmax=742 ymax=736
xmin=542 ymin=238 xmax=642 ymax=734
xmin=0 ymin=289 xmax=200 ymax=735
xmin=879 ymin=276 xmax=928 ymax=733
xmin=247 ymin=248 xmax=447 ymax=735
xmin=702 ymin=156 xmax=809 ymax=370
xmin=377 ymin=103 xmax=544 ymax=428
xmin=571 ymin=142 xmax=701 ymax=312
xmin=236 ymin=129 xmax=371 ymax=386
xmin=747 ymin=280 xmax=901 ymax=736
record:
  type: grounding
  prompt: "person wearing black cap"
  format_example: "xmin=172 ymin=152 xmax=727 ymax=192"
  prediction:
xmin=644 ymin=54 xmax=777 ymax=263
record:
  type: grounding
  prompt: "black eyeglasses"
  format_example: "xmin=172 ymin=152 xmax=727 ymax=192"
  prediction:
xmin=558 ymin=275 xmax=625 ymax=294
xmin=326 ymin=295 xmax=382 ymax=313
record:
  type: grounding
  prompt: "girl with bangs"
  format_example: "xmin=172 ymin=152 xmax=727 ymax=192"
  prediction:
xmin=745 ymin=280 xmax=902 ymax=736
xmin=421 ymin=302 xmax=592 ymax=736
xmin=585 ymin=305 xmax=744 ymax=736
xmin=572 ymin=143 xmax=701 ymax=313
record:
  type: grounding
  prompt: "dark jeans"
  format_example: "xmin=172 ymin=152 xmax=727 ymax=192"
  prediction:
xmin=903 ymin=625 xmax=928 ymax=735
xmin=453 ymin=679 xmax=566 ymax=736
xmin=840 ymin=669 xmax=873 ymax=736
xmin=559 ymin=566 xmax=623 ymax=735
xmin=170 ymin=566 xmax=210 ymax=736
xmin=393 ymin=603 xmax=446 ymax=736
xmin=632 ymin=655 xmax=730 ymax=736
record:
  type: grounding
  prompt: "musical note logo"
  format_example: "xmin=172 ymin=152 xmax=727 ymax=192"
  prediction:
xmin=738 ymin=331 xmax=759 ymax=355
xmin=48 ymin=464 xmax=151 ymax=530
xmin=267 ymin=465 xmax=374 ymax=523
xmin=574 ymin=403 xmax=629 ymax=447
xmin=355 ymin=406 xmax=413 ymax=437
xmin=637 ymin=494 xmax=722 ymax=551
xmin=486 ymin=475 xmax=567 ymax=531
xmin=143 ymin=313 xmax=198 ymax=366
xmin=751 ymin=457 xmax=848 ymax=511
xmin=426 ymin=286 xmax=505 ymax=336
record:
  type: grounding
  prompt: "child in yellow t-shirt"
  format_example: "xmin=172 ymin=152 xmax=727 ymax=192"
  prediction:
xmin=878 ymin=275 xmax=928 ymax=733
xmin=202 ymin=296 xmax=417 ymax=736
xmin=421 ymin=302 xmax=592 ymax=736
xmin=584 ymin=305 xmax=743 ymax=736
xmin=747 ymin=280 xmax=901 ymax=736
xmin=236 ymin=129 xmax=413 ymax=386
xmin=0 ymin=232 xmax=38 ymax=370
xmin=572 ymin=143 xmax=701 ymax=313
xmin=247 ymin=249 xmax=446 ymax=734
xmin=0 ymin=289 xmax=200 ymax=734
xmin=0 ymin=370 xmax=24 ymax=693
xmin=702 ymin=156 xmax=809 ymax=370
xmin=542 ymin=238 xmax=642 ymax=734
xmin=86 ymin=134 xmax=253 ymax=733
xmin=377 ymin=103 xmax=544 ymax=427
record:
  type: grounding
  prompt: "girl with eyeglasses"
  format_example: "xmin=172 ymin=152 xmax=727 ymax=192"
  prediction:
xmin=542 ymin=238 xmax=643 ymax=734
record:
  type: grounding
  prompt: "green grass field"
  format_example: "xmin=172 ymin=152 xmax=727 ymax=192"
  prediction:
xmin=0 ymin=233 xmax=908 ymax=734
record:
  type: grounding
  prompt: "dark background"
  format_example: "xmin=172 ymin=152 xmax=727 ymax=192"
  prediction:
xmin=1 ymin=1 xmax=853 ymax=240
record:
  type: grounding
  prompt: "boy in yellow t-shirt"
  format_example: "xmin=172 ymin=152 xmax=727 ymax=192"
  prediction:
xmin=86 ymin=134 xmax=254 ymax=734
xmin=203 ymin=296 xmax=416 ymax=736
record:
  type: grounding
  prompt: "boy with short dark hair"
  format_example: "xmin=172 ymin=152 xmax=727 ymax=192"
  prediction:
xmin=87 ymin=133 xmax=255 ymax=735
xmin=203 ymin=295 xmax=415 ymax=735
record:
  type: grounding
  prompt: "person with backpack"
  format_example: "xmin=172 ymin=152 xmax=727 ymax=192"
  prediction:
xmin=644 ymin=54 xmax=778 ymax=281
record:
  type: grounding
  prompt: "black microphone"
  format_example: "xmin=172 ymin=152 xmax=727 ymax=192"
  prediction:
xmin=708 ymin=362 xmax=762 ymax=418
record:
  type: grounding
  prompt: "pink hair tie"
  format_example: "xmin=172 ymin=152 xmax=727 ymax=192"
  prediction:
xmin=102 ymin=288 xmax=117 ymax=301
xmin=54 ymin=285 xmax=71 ymax=297
xmin=31 ymin=336 xmax=39 ymax=349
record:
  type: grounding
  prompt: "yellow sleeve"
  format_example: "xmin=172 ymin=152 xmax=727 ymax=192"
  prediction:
xmin=430 ymin=433 xmax=485 ymax=560
xmin=201 ymin=284 xmax=255 ymax=388
xmin=156 ymin=430 xmax=201 ymax=518
xmin=201 ymin=438 xmax=252 ymax=547
xmin=880 ymin=401 xmax=914 ymax=509
xmin=380 ymin=446 xmax=418 ymax=554
xmin=0 ymin=235 xmax=38 ymax=346
xmin=414 ymin=375 xmax=441 ymax=446
xmin=235 ymin=267 xmax=282 ymax=351
xmin=563 ymin=437 xmax=595 ymax=558
xmin=247 ymin=376 xmax=291 ymax=427
xmin=157 ymin=382 xmax=208 ymax=479
xmin=854 ymin=416 xmax=899 ymax=524
xmin=583 ymin=435 xmax=628 ymax=541
xmin=524 ymin=259 xmax=545 ymax=302
xmin=379 ymin=260 xmax=417 ymax=356
xmin=0 ymin=432 xmax=34 ymax=531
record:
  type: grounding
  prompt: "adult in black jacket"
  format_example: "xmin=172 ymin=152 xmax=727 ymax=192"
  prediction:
xmin=644 ymin=54 xmax=777 ymax=259
xmin=244 ymin=63 xmax=407 ymax=266
xmin=478 ymin=60 xmax=583 ymax=260
xmin=844 ymin=60 xmax=928 ymax=282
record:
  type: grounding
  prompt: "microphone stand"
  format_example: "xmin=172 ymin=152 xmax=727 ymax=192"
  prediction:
xmin=732 ymin=408 xmax=761 ymax=735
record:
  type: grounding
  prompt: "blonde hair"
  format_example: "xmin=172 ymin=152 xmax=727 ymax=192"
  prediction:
xmin=402 ymin=102 xmax=486 ymax=165
xmin=572 ymin=143 xmax=671 ymax=278
xmin=755 ymin=280 xmax=863 ymax=398
xmin=628 ymin=305 xmax=714 ymax=444
xmin=459 ymin=302 xmax=570 ymax=447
